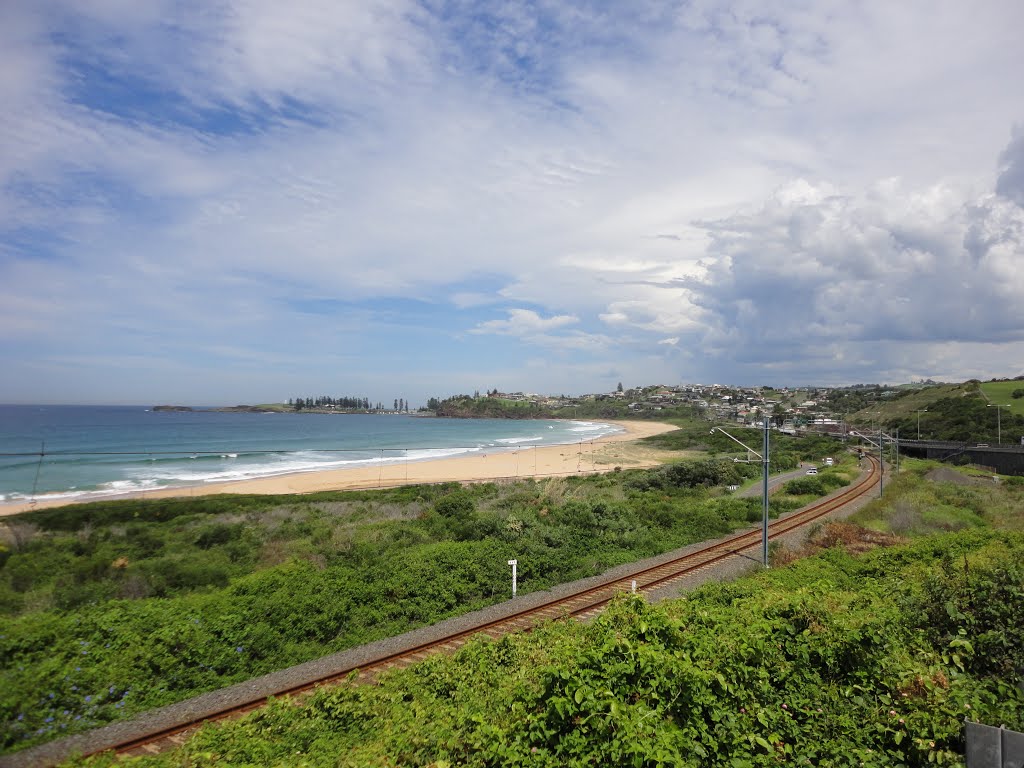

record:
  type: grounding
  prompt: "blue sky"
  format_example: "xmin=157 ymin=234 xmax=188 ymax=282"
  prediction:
xmin=2 ymin=0 xmax=1023 ymax=406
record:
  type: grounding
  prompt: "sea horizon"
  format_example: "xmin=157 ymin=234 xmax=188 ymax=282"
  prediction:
xmin=0 ymin=405 xmax=623 ymax=505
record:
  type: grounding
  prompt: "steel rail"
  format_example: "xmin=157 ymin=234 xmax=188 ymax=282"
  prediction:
xmin=92 ymin=456 xmax=881 ymax=760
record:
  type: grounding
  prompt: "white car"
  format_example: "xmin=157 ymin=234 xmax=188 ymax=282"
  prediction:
xmin=806 ymin=468 xmax=818 ymax=475
xmin=824 ymin=457 xmax=834 ymax=466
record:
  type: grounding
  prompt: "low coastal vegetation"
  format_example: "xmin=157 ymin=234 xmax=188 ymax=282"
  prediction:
xmin=1 ymin=428 xmax=844 ymax=754
xmin=3 ymin=430 xmax=1022 ymax=765
xmin=75 ymin=483 xmax=1024 ymax=767
xmin=428 ymin=393 xmax=707 ymax=421
xmin=70 ymin=528 xmax=1015 ymax=768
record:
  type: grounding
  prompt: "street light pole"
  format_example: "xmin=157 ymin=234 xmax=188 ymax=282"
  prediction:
xmin=915 ymin=409 xmax=928 ymax=440
xmin=988 ymin=404 xmax=1010 ymax=445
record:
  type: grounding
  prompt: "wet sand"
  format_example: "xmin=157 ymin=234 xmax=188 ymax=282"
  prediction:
xmin=0 ymin=420 xmax=679 ymax=517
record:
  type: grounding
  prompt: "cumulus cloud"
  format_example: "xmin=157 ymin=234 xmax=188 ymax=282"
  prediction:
xmin=469 ymin=308 xmax=615 ymax=355
xmin=1 ymin=1 xmax=1023 ymax=402
xmin=995 ymin=126 xmax=1024 ymax=206
xmin=470 ymin=309 xmax=578 ymax=336
xmin=684 ymin=135 xmax=1024 ymax=382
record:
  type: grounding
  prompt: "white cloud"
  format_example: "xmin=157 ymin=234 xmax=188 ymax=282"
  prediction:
xmin=684 ymin=145 xmax=1024 ymax=382
xmin=1 ymin=1 xmax=1023 ymax=402
xmin=470 ymin=309 xmax=578 ymax=337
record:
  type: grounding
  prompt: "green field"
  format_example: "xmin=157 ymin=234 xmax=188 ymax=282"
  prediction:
xmin=979 ymin=380 xmax=1024 ymax=416
xmin=846 ymin=382 xmax=977 ymax=425
xmin=840 ymin=381 xmax=1024 ymax=443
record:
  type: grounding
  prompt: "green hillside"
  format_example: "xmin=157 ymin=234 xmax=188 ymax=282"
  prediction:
xmin=69 ymin=462 xmax=1024 ymax=767
xmin=979 ymin=380 xmax=1024 ymax=417
xmin=844 ymin=380 xmax=1024 ymax=443
xmin=844 ymin=382 xmax=979 ymax=426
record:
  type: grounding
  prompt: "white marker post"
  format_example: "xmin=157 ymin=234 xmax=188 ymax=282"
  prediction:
xmin=508 ymin=559 xmax=518 ymax=598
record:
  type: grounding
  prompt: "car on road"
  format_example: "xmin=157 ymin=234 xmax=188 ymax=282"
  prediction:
xmin=806 ymin=467 xmax=818 ymax=475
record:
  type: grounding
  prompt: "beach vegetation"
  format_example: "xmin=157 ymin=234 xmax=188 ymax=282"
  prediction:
xmin=64 ymin=528 xmax=1024 ymax=767
xmin=4 ymin=453 xmax=1019 ymax=756
xmin=0 ymin=455 xmax=818 ymax=753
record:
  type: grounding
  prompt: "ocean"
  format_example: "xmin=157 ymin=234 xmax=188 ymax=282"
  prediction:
xmin=0 ymin=405 xmax=621 ymax=505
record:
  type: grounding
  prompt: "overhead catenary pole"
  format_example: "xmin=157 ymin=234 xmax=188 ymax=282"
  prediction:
xmin=762 ymin=417 xmax=770 ymax=568
xmin=710 ymin=424 xmax=768 ymax=568
xmin=878 ymin=425 xmax=884 ymax=497
xmin=710 ymin=426 xmax=762 ymax=463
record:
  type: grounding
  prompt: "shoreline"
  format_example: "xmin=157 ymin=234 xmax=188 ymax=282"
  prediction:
xmin=0 ymin=420 xmax=678 ymax=518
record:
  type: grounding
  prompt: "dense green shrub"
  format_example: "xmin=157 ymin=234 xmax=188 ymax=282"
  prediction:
xmin=626 ymin=458 xmax=757 ymax=492
xmin=0 ymin=457 xmax=856 ymax=754
xmin=69 ymin=530 xmax=1024 ymax=768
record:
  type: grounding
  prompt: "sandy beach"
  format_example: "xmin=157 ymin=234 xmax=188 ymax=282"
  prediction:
xmin=0 ymin=420 xmax=679 ymax=518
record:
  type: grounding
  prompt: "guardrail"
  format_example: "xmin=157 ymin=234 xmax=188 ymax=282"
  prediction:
xmin=966 ymin=721 xmax=1024 ymax=767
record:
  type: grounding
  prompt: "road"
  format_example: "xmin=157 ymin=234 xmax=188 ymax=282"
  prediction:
xmin=736 ymin=464 xmax=813 ymax=497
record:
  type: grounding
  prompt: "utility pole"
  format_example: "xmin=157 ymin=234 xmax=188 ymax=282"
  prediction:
xmin=894 ymin=428 xmax=899 ymax=475
xmin=988 ymin=404 xmax=1010 ymax=445
xmin=762 ymin=417 xmax=770 ymax=569
xmin=711 ymin=423 xmax=769 ymax=567
xmin=915 ymin=409 xmax=928 ymax=440
xmin=878 ymin=425 xmax=884 ymax=497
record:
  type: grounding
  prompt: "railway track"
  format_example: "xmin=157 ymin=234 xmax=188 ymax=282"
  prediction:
xmin=19 ymin=456 xmax=881 ymax=766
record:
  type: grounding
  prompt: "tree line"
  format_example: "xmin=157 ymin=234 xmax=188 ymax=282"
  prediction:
xmin=288 ymin=396 xmax=410 ymax=412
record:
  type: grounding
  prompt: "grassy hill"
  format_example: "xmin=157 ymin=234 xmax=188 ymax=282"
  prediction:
xmin=844 ymin=382 xmax=979 ymax=426
xmin=979 ymin=380 xmax=1024 ymax=416
xmin=842 ymin=380 xmax=1024 ymax=443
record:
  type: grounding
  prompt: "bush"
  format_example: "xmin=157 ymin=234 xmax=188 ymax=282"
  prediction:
xmin=194 ymin=523 xmax=241 ymax=549
xmin=784 ymin=477 xmax=827 ymax=496
xmin=142 ymin=557 xmax=230 ymax=595
xmin=433 ymin=490 xmax=476 ymax=521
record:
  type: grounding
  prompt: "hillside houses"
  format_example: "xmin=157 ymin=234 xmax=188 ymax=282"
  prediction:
xmin=472 ymin=381 xmax=853 ymax=428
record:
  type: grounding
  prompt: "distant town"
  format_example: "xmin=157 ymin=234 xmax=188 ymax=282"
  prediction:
xmin=270 ymin=376 xmax=1022 ymax=434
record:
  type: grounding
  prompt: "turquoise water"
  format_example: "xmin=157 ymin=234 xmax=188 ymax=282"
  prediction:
xmin=0 ymin=406 xmax=621 ymax=504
